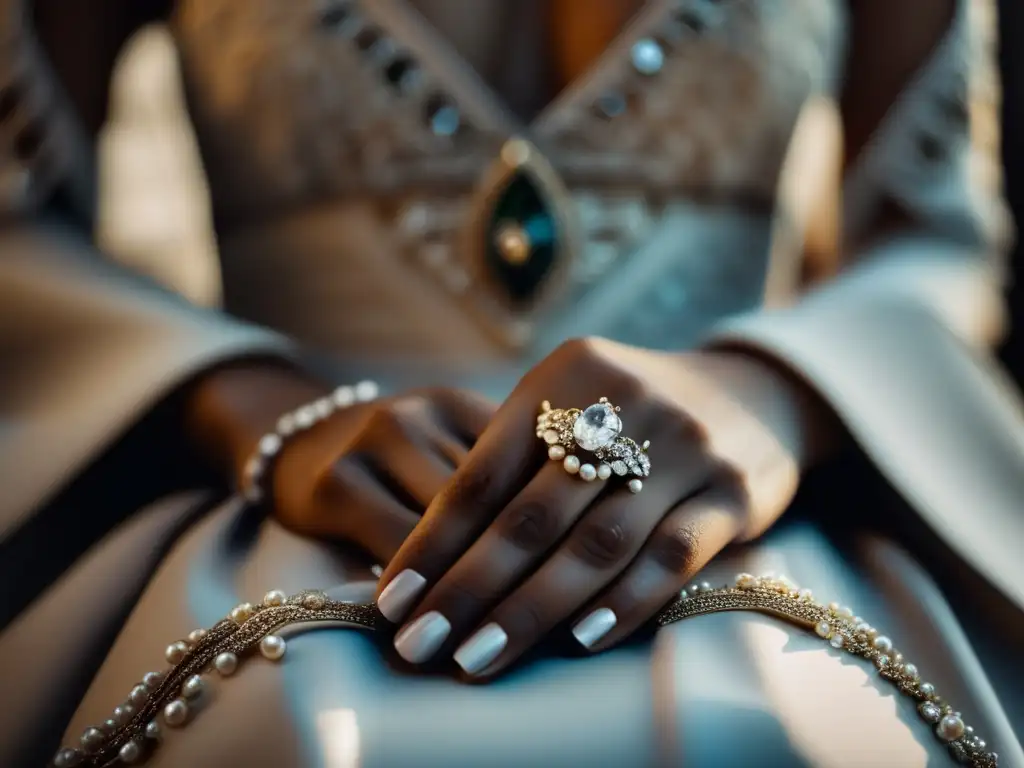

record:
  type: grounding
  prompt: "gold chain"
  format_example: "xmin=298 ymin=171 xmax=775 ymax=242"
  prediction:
xmin=51 ymin=577 xmax=999 ymax=767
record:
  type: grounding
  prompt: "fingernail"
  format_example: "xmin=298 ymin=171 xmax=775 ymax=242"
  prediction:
xmin=394 ymin=611 xmax=451 ymax=664
xmin=377 ymin=569 xmax=427 ymax=622
xmin=572 ymin=607 xmax=617 ymax=649
xmin=453 ymin=623 xmax=508 ymax=676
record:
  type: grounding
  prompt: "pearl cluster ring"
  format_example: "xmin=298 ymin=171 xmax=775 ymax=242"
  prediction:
xmin=239 ymin=380 xmax=379 ymax=504
xmin=536 ymin=398 xmax=651 ymax=493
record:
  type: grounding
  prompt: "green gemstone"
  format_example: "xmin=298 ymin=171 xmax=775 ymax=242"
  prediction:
xmin=484 ymin=172 xmax=558 ymax=306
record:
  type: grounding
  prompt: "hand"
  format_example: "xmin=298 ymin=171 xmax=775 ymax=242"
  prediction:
xmin=184 ymin=362 xmax=494 ymax=564
xmin=374 ymin=338 xmax=834 ymax=677
xmin=271 ymin=386 xmax=494 ymax=563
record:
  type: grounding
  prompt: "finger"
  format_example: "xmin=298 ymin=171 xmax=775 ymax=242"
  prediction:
xmin=357 ymin=407 xmax=458 ymax=510
xmin=388 ymin=458 xmax=607 ymax=659
xmin=315 ymin=460 xmax=422 ymax=565
xmin=429 ymin=388 xmax=499 ymax=445
xmin=374 ymin=395 xmax=545 ymax=615
xmin=569 ymin=484 xmax=746 ymax=653
xmin=449 ymin=468 xmax=696 ymax=677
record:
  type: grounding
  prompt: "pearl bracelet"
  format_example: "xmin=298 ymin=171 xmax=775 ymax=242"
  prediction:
xmin=239 ymin=380 xmax=380 ymax=504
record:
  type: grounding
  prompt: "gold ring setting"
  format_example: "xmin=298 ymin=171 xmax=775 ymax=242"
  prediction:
xmin=536 ymin=398 xmax=651 ymax=493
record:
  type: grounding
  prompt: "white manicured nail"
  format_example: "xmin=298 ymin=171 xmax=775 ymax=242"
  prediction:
xmin=377 ymin=569 xmax=426 ymax=622
xmin=453 ymin=623 xmax=508 ymax=675
xmin=394 ymin=611 xmax=451 ymax=663
xmin=572 ymin=607 xmax=617 ymax=649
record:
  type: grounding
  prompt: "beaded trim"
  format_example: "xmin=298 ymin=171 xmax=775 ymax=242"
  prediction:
xmin=239 ymin=380 xmax=379 ymax=504
xmin=52 ymin=574 xmax=998 ymax=766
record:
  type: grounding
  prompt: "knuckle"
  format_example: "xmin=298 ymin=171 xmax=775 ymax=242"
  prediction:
xmin=365 ymin=404 xmax=408 ymax=436
xmin=668 ymin=409 xmax=708 ymax=448
xmin=555 ymin=336 xmax=596 ymax=364
xmin=647 ymin=522 xmax=701 ymax=575
xmin=708 ymin=460 xmax=752 ymax=513
xmin=430 ymin=576 xmax=497 ymax=619
xmin=500 ymin=500 xmax=563 ymax=553
xmin=498 ymin=597 xmax=549 ymax=639
xmin=570 ymin=515 xmax=635 ymax=569
xmin=611 ymin=369 xmax=648 ymax=405
xmin=446 ymin=463 xmax=498 ymax=510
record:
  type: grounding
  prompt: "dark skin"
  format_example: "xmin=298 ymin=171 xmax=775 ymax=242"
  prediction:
xmin=35 ymin=0 xmax=956 ymax=675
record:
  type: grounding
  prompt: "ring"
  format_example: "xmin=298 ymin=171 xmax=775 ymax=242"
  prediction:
xmin=536 ymin=398 xmax=651 ymax=493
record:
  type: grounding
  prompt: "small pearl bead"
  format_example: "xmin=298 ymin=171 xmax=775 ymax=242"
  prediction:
xmin=815 ymin=621 xmax=832 ymax=638
xmin=104 ymin=719 xmax=118 ymax=732
xmin=354 ymin=380 xmax=379 ymax=401
xmin=187 ymin=628 xmax=208 ymax=645
xmin=628 ymin=478 xmax=643 ymax=493
xmin=260 ymin=634 xmax=287 ymax=661
xmin=872 ymin=635 xmax=893 ymax=653
xmin=259 ymin=433 xmax=282 ymax=456
xmin=828 ymin=601 xmax=839 ymax=613
xmin=735 ymin=573 xmax=756 ymax=589
xmin=119 ymin=740 xmax=143 ymax=764
xmin=919 ymin=682 xmax=935 ymax=697
xmin=798 ymin=588 xmax=814 ymax=601
xmin=548 ymin=444 xmax=566 ymax=460
xmin=214 ymin=652 xmax=239 ymax=676
xmin=332 ymin=385 xmax=355 ymax=407
xmin=263 ymin=590 xmax=287 ymax=607
xmin=113 ymin=704 xmax=135 ymax=726
xmin=312 ymin=397 xmax=334 ymax=419
xmin=579 ymin=463 xmax=597 ymax=481
xmin=563 ymin=455 xmax=581 ymax=474
xmin=276 ymin=413 xmax=296 ymax=434
xmin=143 ymin=671 xmax=164 ymax=689
xmin=901 ymin=663 xmax=919 ymax=681
xmin=937 ymin=713 xmax=966 ymax=742
xmin=163 ymin=698 xmax=189 ymax=727
xmin=829 ymin=634 xmax=845 ymax=649
xmin=129 ymin=684 xmax=149 ymax=707
xmin=302 ymin=592 xmax=326 ymax=610
xmin=230 ymin=603 xmax=254 ymax=624
xmin=543 ymin=429 xmax=560 ymax=444
xmin=54 ymin=748 xmax=82 ymax=767
xmin=165 ymin=641 xmax=188 ymax=665
xmin=145 ymin=720 xmax=161 ymax=740
xmin=80 ymin=726 xmax=106 ymax=753
xmin=182 ymin=674 xmax=205 ymax=699
xmin=687 ymin=583 xmax=702 ymax=595
xmin=597 ymin=463 xmax=612 ymax=480
xmin=294 ymin=406 xmax=316 ymax=428
xmin=835 ymin=605 xmax=854 ymax=619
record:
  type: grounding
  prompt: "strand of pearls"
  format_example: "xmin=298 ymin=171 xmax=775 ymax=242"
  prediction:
xmin=239 ymin=380 xmax=379 ymax=503
xmin=53 ymin=576 xmax=998 ymax=767
xmin=53 ymin=591 xmax=380 ymax=766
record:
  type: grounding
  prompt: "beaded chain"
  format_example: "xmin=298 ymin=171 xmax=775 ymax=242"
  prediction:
xmin=52 ymin=574 xmax=999 ymax=767
xmin=238 ymin=380 xmax=380 ymax=504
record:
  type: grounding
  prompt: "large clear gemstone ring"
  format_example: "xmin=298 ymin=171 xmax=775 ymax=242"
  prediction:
xmin=535 ymin=397 xmax=651 ymax=493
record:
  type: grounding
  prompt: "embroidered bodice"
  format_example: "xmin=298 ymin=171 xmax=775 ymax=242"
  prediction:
xmin=0 ymin=0 xmax=1007 ymax=374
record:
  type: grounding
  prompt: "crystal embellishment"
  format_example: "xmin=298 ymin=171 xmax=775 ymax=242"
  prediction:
xmin=573 ymin=403 xmax=622 ymax=451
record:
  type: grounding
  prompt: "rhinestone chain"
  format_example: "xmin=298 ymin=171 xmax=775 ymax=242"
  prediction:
xmin=52 ymin=575 xmax=998 ymax=767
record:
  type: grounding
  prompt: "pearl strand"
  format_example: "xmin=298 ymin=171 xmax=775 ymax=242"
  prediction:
xmin=53 ymin=592 xmax=380 ymax=766
xmin=54 ymin=575 xmax=1001 ymax=767
xmin=240 ymin=380 xmax=379 ymax=503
